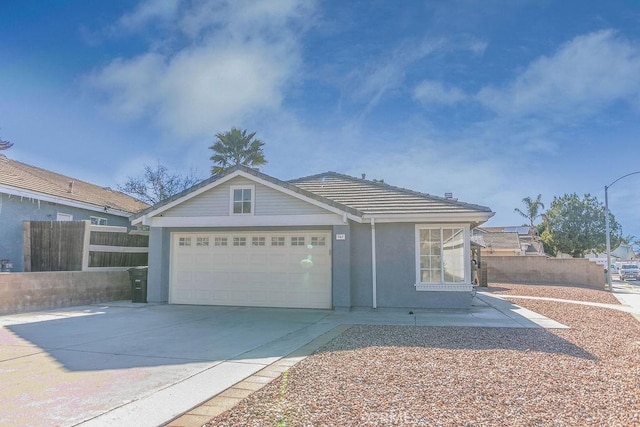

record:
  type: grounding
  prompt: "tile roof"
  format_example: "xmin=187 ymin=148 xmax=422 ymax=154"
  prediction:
xmin=289 ymin=171 xmax=493 ymax=216
xmin=0 ymin=155 xmax=148 ymax=214
xmin=132 ymin=165 xmax=494 ymax=225
xmin=480 ymin=232 xmax=521 ymax=250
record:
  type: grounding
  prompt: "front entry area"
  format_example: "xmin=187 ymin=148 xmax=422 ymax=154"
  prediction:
xmin=170 ymin=231 xmax=332 ymax=309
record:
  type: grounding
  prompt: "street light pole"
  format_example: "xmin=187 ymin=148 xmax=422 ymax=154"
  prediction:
xmin=604 ymin=171 xmax=640 ymax=291
xmin=605 ymin=185 xmax=612 ymax=291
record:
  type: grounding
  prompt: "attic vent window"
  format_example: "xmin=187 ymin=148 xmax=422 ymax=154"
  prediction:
xmin=229 ymin=185 xmax=255 ymax=215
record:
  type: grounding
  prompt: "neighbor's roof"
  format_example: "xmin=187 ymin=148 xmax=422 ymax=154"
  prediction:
xmin=0 ymin=155 xmax=148 ymax=215
xmin=289 ymin=171 xmax=493 ymax=217
xmin=480 ymin=232 xmax=521 ymax=250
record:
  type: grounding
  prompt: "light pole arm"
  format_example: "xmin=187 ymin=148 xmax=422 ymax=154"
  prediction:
xmin=604 ymin=170 xmax=640 ymax=291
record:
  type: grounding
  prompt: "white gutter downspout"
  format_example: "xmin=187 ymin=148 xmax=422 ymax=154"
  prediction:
xmin=371 ymin=217 xmax=377 ymax=309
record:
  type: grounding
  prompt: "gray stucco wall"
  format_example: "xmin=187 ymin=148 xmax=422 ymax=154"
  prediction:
xmin=331 ymin=224 xmax=351 ymax=309
xmin=351 ymin=222 xmax=471 ymax=310
xmin=350 ymin=223 xmax=373 ymax=307
xmin=0 ymin=194 xmax=131 ymax=272
xmin=147 ymin=227 xmax=171 ymax=303
xmin=145 ymin=221 xmax=470 ymax=309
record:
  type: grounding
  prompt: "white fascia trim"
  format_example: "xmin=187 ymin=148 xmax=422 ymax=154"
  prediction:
xmin=0 ymin=185 xmax=132 ymax=217
xmin=136 ymin=170 xmax=245 ymax=220
xmin=364 ymin=212 xmax=494 ymax=224
xmin=137 ymin=169 xmax=362 ymax=224
xmin=415 ymin=283 xmax=473 ymax=292
xmin=147 ymin=213 xmax=346 ymax=228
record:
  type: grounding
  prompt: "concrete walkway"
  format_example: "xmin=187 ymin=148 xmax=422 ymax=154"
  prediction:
xmin=0 ymin=293 xmax=573 ymax=427
xmin=610 ymin=279 xmax=640 ymax=321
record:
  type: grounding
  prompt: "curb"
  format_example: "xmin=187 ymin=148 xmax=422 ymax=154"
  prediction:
xmin=164 ymin=324 xmax=351 ymax=427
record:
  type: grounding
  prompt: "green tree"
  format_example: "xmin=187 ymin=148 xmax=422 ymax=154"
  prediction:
xmin=117 ymin=163 xmax=202 ymax=205
xmin=209 ymin=128 xmax=267 ymax=175
xmin=543 ymin=193 xmax=622 ymax=258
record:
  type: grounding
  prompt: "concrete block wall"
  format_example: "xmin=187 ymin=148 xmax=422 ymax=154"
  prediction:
xmin=0 ymin=271 xmax=132 ymax=315
xmin=484 ymin=256 xmax=605 ymax=289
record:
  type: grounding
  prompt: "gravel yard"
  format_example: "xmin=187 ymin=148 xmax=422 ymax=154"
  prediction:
xmin=207 ymin=284 xmax=640 ymax=426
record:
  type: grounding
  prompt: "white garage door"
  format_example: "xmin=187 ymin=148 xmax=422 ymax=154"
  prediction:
xmin=170 ymin=231 xmax=332 ymax=309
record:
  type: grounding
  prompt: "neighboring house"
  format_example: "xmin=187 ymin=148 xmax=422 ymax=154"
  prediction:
xmin=0 ymin=155 xmax=148 ymax=271
xmin=586 ymin=244 xmax=637 ymax=271
xmin=474 ymin=226 xmax=545 ymax=256
xmin=131 ymin=165 xmax=494 ymax=310
xmin=611 ymin=244 xmax=636 ymax=260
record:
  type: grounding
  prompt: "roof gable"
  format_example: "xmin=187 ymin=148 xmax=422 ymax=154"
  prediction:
xmin=132 ymin=165 xmax=360 ymax=224
xmin=0 ymin=155 xmax=148 ymax=215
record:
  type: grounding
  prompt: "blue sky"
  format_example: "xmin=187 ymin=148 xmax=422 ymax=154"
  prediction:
xmin=2 ymin=0 xmax=640 ymax=239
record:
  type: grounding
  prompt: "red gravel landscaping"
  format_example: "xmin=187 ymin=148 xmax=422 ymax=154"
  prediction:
xmin=206 ymin=284 xmax=640 ymax=426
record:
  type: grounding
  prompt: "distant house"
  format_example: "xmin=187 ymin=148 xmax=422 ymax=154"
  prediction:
xmin=472 ymin=226 xmax=545 ymax=256
xmin=586 ymin=244 xmax=637 ymax=271
xmin=0 ymin=155 xmax=148 ymax=271
xmin=131 ymin=165 xmax=494 ymax=310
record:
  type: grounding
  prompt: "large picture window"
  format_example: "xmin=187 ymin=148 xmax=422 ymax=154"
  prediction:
xmin=416 ymin=226 xmax=467 ymax=288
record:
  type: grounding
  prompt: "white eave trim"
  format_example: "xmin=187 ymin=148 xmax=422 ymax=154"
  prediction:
xmin=133 ymin=169 xmax=362 ymax=225
xmin=363 ymin=212 xmax=494 ymax=224
xmin=145 ymin=213 xmax=346 ymax=228
xmin=0 ymin=184 xmax=133 ymax=217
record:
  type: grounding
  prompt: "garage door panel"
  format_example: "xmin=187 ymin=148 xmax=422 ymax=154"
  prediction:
xmin=230 ymin=254 xmax=250 ymax=266
xmin=171 ymin=231 xmax=332 ymax=308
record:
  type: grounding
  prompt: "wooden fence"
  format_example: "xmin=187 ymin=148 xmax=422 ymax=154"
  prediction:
xmin=23 ymin=221 xmax=148 ymax=272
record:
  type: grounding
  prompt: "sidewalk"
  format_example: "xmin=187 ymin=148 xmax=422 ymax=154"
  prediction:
xmin=611 ymin=279 xmax=640 ymax=321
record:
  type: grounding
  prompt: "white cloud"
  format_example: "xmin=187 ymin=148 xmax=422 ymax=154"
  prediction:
xmin=477 ymin=30 xmax=640 ymax=119
xmin=89 ymin=0 xmax=313 ymax=139
xmin=114 ymin=0 xmax=180 ymax=33
xmin=352 ymin=38 xmax=446 ymax=115
xmin=413 ymin=80 xmax=467 ymax=106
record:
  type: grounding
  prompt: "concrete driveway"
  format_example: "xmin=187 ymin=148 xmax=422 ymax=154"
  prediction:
xmin=0 ymin=296 xmax=560 ymax=427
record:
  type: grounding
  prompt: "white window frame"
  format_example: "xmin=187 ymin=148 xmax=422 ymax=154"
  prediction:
xmin=252 ymin=236 xmax=266 ymax=246
xmin=291 ymin=236 xmax=306 ymax=246
xmin=271 ymin=236 xmax=286 ymax=247
xmin=90 ymin=216 xmax=108 ymax=225
xmin=233 ymin=236 xmax=247 ymax=246
xmin=57 ymin=213 xmax=73 ymax=221
xmin=414 ymin=224 xmax=471 ymax=292
xmin=229 ymin=185 xmax=255 ymax=216
xmin=196 ymin=236 xmax=210 ymax=247
xmin=214 ymin=237 xmax=228 ymax=246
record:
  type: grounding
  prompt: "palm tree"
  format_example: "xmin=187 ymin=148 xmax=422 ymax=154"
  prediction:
xmin=0 ymin=133 xmax=13 ymax=150
xmin=514 ymin=194 xmax=545 ymax=236
xmin=209 ymin=128 xmax=267 ymax=175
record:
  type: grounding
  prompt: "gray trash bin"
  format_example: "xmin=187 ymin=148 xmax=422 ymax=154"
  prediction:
xmin=128 ymin=267 xmax=148 ymax=303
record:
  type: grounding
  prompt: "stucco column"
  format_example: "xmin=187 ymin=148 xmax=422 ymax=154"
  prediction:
xmin=331 ymin=224 xmax=351 ymax=310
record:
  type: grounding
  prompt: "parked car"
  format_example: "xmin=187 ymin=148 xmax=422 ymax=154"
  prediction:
xmin=619 ymin=264 xmax=640 ymax=281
